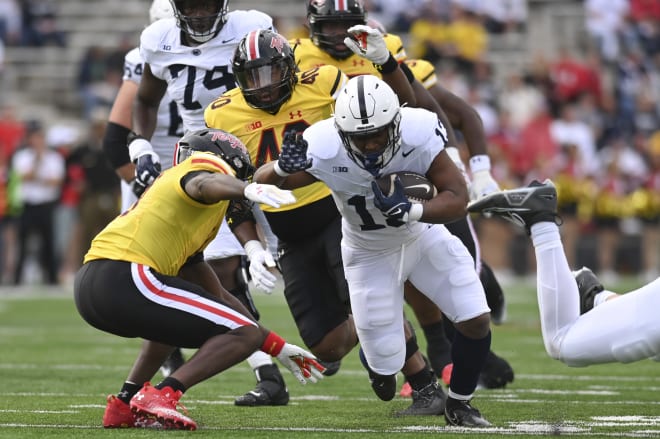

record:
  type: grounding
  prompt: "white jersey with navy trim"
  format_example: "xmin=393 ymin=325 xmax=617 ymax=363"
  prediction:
xmin=304 ymin=106 xmax=448 ymax=252
xmin=123 ymin=47 xmax=182 ymax=170
xmin=139 ymin=12 xmax=274 ymax=133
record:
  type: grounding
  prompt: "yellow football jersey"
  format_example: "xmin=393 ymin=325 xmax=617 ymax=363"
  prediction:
xmin=291 ymin=33 xmax=407 ymax=78
xmin=84 ymin=152 xmax=235 ymax=276
xmin=205 ymin=64 xmax=348 ymax=213
xmin=405 ymin=58 xmax=437 ymax=90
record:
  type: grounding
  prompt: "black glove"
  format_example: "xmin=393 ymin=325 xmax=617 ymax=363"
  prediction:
xmin=275 ymin=132 xmax=312 ymax=175
xmin=371 ymin=177 xmax=414 ymax=223
xmin=127 ymin=132 xmax=161 ymax=197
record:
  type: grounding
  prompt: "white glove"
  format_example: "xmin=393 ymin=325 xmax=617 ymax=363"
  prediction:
xmin=244 ymin=182 xmax=296 ymax=208
xmin=244 ymin=240 xmax=277 ymax=294
xmin=468 ymin=154 xmax=500 ymax=200
xmin=344 ymin=24 xmax=390 ymax=64
xmin=275 ymin=342 xmax=326 ymax=385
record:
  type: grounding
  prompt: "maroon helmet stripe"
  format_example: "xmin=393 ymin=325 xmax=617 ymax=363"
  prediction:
xmin=335 ymin=0 xmax=347 ymax=11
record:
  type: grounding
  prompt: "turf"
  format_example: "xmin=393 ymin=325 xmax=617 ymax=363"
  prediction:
xmin=0 ymin=277 xmax=658 ymax=438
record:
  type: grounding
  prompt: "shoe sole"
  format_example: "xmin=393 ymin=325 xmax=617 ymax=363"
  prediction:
xmin=131 ymin=407 xmax=196 ymax=431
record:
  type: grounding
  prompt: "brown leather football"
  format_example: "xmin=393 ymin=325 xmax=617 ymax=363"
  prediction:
xmin=375 ymin=171 xmax=438 ymax=203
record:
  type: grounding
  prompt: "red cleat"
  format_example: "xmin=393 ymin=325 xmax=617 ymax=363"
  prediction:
xmin=399 ymin=381 xmax=412 ymax=398
xmin=130 ymin=382 xmax=197 ymax=430
xmin=103 ymin=394 xmax=161 ymax=428
xmin=441 ymin=363 xmax=453 ymax=386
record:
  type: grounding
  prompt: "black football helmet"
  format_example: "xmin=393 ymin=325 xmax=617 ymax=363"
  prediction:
xmin=307 ymin=0 xmax=366 ymax=60
xmin=233 ymin=29 xmax=297 ymax=114
xmin=174 ymin=129 xmax=255 ymax=180
xmin=169 ymin=0 xmax=228 ymax=43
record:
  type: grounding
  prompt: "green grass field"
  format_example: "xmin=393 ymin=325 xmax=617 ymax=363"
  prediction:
xmin=0 ymin=277 xmax=658 ymax=438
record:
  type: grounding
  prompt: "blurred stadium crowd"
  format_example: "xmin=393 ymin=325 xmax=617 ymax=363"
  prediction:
xmin=0 ymin=0 xmax=657 ymax=285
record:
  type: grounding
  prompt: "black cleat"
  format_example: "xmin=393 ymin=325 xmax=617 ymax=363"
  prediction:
xmin=160 ymin=348 xmax=185 ymax=378
xmin=371 ymin=374 xmax=397 ymax=401
xmin=478 ymin=351 xmax=514 ymax=389
xmin=573 ymin=267 xmax=604 ymax=314
xmin=234 ymin=364 xmax=289 ymax=406
xmin=468 ymin=179 xmax=560 ymax=233
xmin=444 ymin=397 xmax=492 ymax=427
xmin=359 ymin=348 xmax=396 ymax=401
xmin=318 ymin=359 xmax=341 ymax=377
xmin=396 ymin=381 xmax=447 ymax=416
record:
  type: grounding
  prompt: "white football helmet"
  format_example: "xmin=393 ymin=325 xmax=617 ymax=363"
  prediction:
xmin=334 ymin=75 xmax=401 ymax=175
xmin=149 ymin=0 xmax=174 ymax=23
xmin=169 ymin=0 xmax=228 ymax=43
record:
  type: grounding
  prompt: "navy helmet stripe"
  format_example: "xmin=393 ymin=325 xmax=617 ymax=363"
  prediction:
xmin=357 ymin=75 xmax=368 ymax=124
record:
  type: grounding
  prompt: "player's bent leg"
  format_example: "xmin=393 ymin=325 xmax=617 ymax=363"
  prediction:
xmin=207 ymin=255 xmax=289 ymax=406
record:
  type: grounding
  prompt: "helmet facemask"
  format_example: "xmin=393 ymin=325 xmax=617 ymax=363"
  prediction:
xmin=170 ymin=0 xmax=228 ymax=43
xmin=338 ymin=112 xmax=401 ymax=176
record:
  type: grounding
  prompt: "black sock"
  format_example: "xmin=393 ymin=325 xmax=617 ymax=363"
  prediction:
xmin=449 ymin=331 xmax=491 ymax=396
xmin=405 ymin=367 xmax=434 ymax=392
xmin=117 ymin=381 xmax=142 ymax=404
xmin=156 ymin=377 xmax=187 ymax=394
xmin=421 ymin=320 xmax=452 ymax=376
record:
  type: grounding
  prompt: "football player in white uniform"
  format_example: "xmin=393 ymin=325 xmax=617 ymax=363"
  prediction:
xmin=255 ymin=75 xmax=493 ymax=428
xmin=468 ymin=179 xmax=660 ymax=366
xmin=127 ymin=0 xmax=289 ymax=407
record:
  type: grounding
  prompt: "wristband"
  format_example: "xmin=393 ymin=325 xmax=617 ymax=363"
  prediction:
xmin=261 ymin=331 xmax=286 ymax=356
xmin=273 ymin=161 xmax=290 ymax=177
xmin=408 ymin=203 xmax=424 ymax=222
xmin=243 ymin=240 xmax=263 ymax=261
xmin=374 ymin=53 xmax=398 ymax=75
xmin=128 ymin=138 xmax=154 ymax=162
xmin=469 ymin=154 xmax=491 ymax=173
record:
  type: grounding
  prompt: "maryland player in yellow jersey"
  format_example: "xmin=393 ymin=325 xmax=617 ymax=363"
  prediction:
xmin=74 ymin=129 xmax=324 ymax=430
xmin=205 ymin=29 xmax=448 ymax=416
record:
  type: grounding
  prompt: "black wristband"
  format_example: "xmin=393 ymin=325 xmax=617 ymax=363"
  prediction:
xmin=375 ymin=53 xmax=398 ymax=75
xmin=102 ymin=121 xmax=132 ymax=169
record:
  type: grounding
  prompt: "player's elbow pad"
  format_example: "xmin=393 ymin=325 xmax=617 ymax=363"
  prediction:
xmin=103 ymin=121 xmax=132 ymax=169
xmin=226 ymin=199 xmax=256 ymax=232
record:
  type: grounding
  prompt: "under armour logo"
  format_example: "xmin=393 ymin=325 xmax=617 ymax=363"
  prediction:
xmin=289 ymin=110 xmax=302 ymax=119
xmin=353 ymin=59 xmax=365 ymax=66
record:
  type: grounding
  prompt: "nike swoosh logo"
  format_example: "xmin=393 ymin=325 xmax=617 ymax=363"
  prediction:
xmin=402 ymin=148 xmax=415 ymax=157
xmin=407 ymin=184 xmax=431 ymax=194
xmin=222 ymin=38 xmax=235 ymax=44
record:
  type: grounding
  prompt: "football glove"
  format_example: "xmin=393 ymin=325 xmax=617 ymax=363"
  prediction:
xmin=344 ymin=25 xmax=390 ymax=64
xmin=468 ymin=154 xmax=500 ymax=200
xmin=128 ymin=132 xmax=161 ymax=197
xmin=371 ymin=177 xmax=423 ymax=223
xmin=243 ymin=240 xmax=277 ymax=294
xmin=274 ymin=132 xmax=312 ymax=176
xmin=244 ymin=183 xmax=296 ymax=208
xmin=261 ymin=332 xmax=326 ymax=384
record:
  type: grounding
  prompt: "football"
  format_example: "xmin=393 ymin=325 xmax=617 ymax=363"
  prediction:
xmin=375 ymin=171 xmax=438 ymax=203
